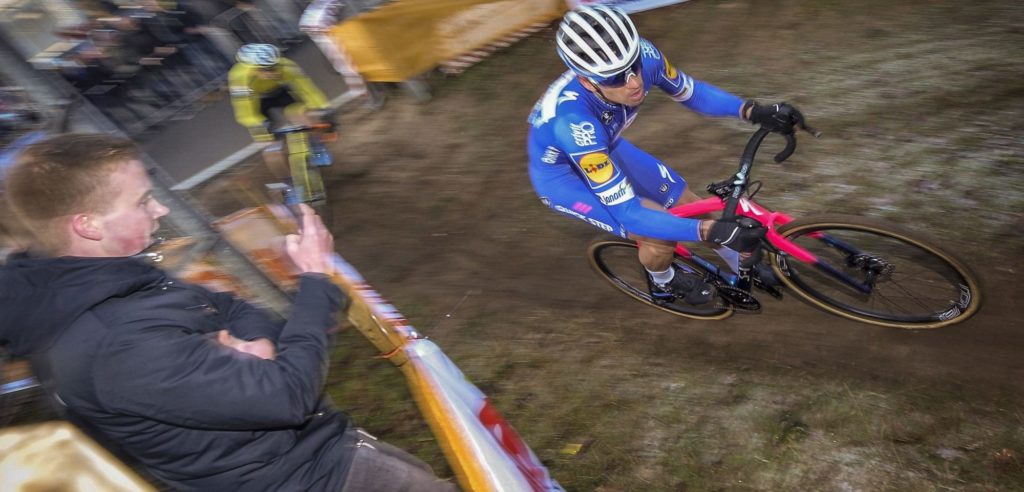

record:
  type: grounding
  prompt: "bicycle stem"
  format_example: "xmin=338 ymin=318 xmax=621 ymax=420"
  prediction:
xmin=719 ymin=124 xmax=820 ymax=221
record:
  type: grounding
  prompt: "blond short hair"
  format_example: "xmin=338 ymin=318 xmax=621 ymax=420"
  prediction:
xmin=4 ymin=133 xmax=139 ymax=253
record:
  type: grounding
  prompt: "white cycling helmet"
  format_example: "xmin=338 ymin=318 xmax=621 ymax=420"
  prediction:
xmin=236 ymin=43 xmax=281 ymax=67
xmin=556 ymin=5 xmax=640 ymax=82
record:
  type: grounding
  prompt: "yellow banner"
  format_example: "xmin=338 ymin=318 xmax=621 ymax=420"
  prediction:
xmin=329 ymin=0 xmax=566 ymax=82
xmin=0 ymin=422 xmax=155 ymax=492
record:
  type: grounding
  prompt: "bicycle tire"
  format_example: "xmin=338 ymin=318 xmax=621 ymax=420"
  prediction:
xmin=588 ymin=239 xmax=733 ymax=320
xmin=287 ymin=139 xmax=332 ymax=224
xmin=301 ymin=165 xmax=331 ymax=222
xmin=770 ymin=214 xmax=982 ymax=329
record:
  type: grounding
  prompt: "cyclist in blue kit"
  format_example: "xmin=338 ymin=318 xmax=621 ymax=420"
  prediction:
xmin=528 ymin=5 xmax=807 ymax=305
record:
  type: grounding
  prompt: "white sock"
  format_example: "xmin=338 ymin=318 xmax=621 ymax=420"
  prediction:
xmin=646 ymin=266 xmax=675 ymax=286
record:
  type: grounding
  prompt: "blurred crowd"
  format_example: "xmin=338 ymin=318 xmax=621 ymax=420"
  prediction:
xmin=38 ymin=0 xmax=316 ymax=135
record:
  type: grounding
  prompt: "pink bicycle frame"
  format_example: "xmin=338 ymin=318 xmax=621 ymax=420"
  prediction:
xmin=667 ymin=196 xmax=817 ymax=264
xmin=665 ymin=196 xmax=881 ymax=294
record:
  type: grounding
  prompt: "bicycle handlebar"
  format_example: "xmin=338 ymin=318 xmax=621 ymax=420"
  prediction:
xmin=719 ymin=122 xmax=820 ymax=221
xmin=271 ymin=121 xmax=336 ymax=137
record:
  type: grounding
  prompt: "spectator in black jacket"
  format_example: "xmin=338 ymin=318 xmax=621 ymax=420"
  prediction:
xmin=0 ymin=133 xmax=456 ymax=492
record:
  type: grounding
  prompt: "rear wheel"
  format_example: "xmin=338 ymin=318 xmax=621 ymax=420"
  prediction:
xmin=588 ymin=239 xmax=733 ymax=320
xmin=771 ymin=215 xmax=981 ymax=329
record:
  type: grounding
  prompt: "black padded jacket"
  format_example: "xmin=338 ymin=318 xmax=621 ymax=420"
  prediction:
xmin=0 ymin=253 xmax=352 ymax=491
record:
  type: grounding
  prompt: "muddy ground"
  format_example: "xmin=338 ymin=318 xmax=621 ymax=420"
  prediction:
xmin=190 ymin=1 xmax=1024 ymax=490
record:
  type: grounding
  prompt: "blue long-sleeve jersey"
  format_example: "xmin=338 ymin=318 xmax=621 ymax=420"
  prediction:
xmin=527 ymin=38 xmax=745 ymax=242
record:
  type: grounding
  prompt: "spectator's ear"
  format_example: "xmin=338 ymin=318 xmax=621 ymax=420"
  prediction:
xmin=70 ymin=213 xmax=102 ymax=241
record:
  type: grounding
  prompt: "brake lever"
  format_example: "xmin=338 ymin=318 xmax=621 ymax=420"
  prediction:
xmin=801 ymin=124 xmax=822 ymax=138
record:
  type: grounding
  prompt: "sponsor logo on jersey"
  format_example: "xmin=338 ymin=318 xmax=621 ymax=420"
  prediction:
xmin=558 ymin=91 xmax=579 ymax=105
xmin=601 ymin=111 xmax=614 ymax=125
xmin=569 ymin=121 xmax=597 ymax=147
xmin=540 ymin=196 xmax=551 ymax=207
xmin=597 ymin=180 xmax=635 ymax=206
xmin=541 ymin=146 xmax=560 ymax=164
xmin=664 ymin=59 xmax=678 ymax=80
xmin=554 ymin=204 xmax=613 ymax=232
xmin=640 ymin=40 xmax=660 ymax=60
xmin=659 ymin=183 xmax=669 ymax=193
xmin=579 ymin=152 xmax=616 ymax=186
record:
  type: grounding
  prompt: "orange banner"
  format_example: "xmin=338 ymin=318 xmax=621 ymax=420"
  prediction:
xmin=329 ymin=0 xmax=566 ymax=82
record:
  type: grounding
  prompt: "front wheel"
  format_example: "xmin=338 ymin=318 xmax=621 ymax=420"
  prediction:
xmin=588 ymin=239 xmax=733 ymax=320
xmin=770 ymin=215 xmax=982 ymax=329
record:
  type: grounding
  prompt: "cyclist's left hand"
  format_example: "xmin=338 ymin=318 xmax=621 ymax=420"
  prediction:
xmin=703 ymin=217 xmax=766 ymax=252
xmin=747 ymin=101 xmax=806 ymax=135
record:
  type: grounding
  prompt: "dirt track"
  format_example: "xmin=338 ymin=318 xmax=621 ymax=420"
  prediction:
xmin=195 ymin=0 xmax=1024 ymax=488
xmin=317 ymin=0 xmax=1024 ymax=393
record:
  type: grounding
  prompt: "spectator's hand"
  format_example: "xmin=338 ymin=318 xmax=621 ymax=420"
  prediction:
xmin=284 ymin=204 xmax=334 ymax=275
xmin=747 ymin=101 xmax=806 ymax=135
xmin=216 ymin=330 xmax=276 ymax=360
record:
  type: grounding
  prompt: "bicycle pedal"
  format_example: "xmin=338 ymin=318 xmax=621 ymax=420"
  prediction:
xmin=752 ymin=277 xmax=784 ymax=299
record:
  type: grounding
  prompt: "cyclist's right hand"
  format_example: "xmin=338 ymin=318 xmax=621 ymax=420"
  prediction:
xmin=746 ymin=101 xmax=806 ymax=135
xmin=702 ymin=217 xmax=766 ymax=252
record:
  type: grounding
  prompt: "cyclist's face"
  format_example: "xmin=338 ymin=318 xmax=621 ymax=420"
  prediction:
xmin=90 ymin=160 xmax=169 ymax=256
xmin=256 ymin=67 xmax=281 ymax=80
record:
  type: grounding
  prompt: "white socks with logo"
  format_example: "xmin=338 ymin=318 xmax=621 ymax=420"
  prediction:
xmin=646 ymin=266 xmax=675 ymax=287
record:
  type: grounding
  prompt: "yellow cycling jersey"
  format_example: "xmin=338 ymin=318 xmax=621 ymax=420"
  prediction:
xmin=228 ymin=57 xmax=330 ymax=128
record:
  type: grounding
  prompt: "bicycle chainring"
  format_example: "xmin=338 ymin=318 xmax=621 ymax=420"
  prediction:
xmin=715 ymin=284 xmax=762 ymax=313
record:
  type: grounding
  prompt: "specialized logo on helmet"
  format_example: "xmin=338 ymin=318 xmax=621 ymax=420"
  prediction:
xmin=579 ymin=152 xmax=616 ymax=186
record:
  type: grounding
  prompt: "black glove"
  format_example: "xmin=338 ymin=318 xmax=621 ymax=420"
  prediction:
xmin=704 ymin=217 xmax=766 ymax=252
xmin=746 ymin=101 xmax=805 ymax=135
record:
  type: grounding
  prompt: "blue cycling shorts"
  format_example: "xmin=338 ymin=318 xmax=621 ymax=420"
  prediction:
xmin=531 ymin=138 xmax=688 ymax=238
